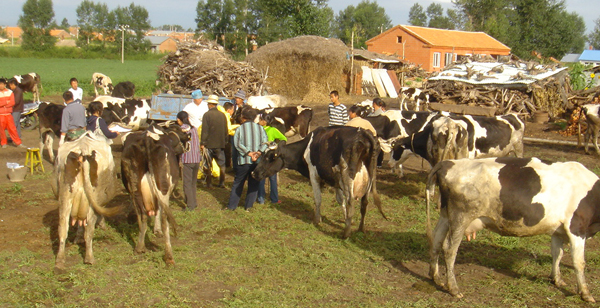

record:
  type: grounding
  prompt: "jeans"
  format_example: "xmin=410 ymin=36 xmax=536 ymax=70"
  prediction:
xmin=227 ymin=163 xmax=259 ymax=210
xmin=12 ymin=111 xmax=21 ymax=139
xmin=258 ymin=173 xmax=279 ymax=203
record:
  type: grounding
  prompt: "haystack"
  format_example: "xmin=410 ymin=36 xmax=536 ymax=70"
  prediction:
xmin=246 ymin=35 xmax=351 ymax=102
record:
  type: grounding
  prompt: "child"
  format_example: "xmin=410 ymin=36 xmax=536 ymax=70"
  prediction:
xmin=257 ymin=113 xmax=287 ymax=204
xmin=68 ymin=77 xmax=83 ymax=103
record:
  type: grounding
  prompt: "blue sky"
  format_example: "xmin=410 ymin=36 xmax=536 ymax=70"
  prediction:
xmin=2 ymin=0 xmax=597 ymax=35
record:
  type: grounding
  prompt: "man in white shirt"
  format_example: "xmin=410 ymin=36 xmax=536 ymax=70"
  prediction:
xmin=68 ymin=77 xmax=83 ymax=103
xmin=183 ymin=89 xmax=208 ymax=128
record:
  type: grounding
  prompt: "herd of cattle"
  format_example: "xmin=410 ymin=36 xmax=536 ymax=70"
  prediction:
xmin=9 ymin=70 xmax=599 ymax=302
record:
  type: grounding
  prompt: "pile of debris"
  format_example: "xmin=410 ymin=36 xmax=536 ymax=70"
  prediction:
xmin=559 ymin=86 xmax=600 ymax=136
xmin=425 ymin=57 xmax=569 ymax=118
xmin=158 ymin=40 xmax=266 ymax=97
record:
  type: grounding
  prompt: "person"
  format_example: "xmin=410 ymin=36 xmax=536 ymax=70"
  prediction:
xmin=177 ymin=111 xmax=201 ymax=211
xmin=200 ymin=95 xmax=228 ymax=188
xmin=231 ymin=89 xmax=246 ymax=124
xmin=0 ymin=78 xmax=25 ymax=149
xmin=346 ymin=105 xmax=377 ymax=136
xmin=60 ymin=91 xmax=86 ymax=144
xmin=257 ymin=113 xmax=286 ymax=204
xmin=226 ymin=106 xmax=267 ymax=211
xmin=183 ymin=89 xmax=208 ymax=129
xmin=328 ymin=90 xmax=348 ymax=126
xmin=86 ymin=101 xmax=119 ymax=143
xmin=218 ymin=101 xmax=239 ymax=169
xmin=7 ymin=79 xmax=24 ymax=140
xmin=368 ymin=98 xmax=386 ymax=117
xmin=68 ymin=78 xmax=83 ymax=103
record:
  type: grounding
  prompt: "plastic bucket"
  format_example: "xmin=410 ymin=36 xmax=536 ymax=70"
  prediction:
xmin=8 ymin=167 xmax=27 ymax=182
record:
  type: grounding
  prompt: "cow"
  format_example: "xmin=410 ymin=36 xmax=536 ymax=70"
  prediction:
xmin=94 ymin=95 xmax=150 ymax=130
xmin=90 ymin=72 xmax=113 ymax=96
xmin=258 ymin=105 xmax=312 ymax=138
xmin=37 ymin=102 xmax=64 ymax=162
xmin=54 ymin=133 xmax=121 ymax=272
xmin=251 ymin=126 xmax=386 ymax=239
xmin=399 ymin=87 xmax=431 ymax=111
xmin=10 ymin=72 xmax=42 ymax=102
xmin=425 ymin=157 xmax=600 ymax=302
xmin=580 ymin=104 xmax=600 ymax=156
xmin=120 ymin=122 xmax=190 ymax=265
xmin=111 ymin=81 xmax=135 ymax=98
xmin=387 ymin=113 xmax=524 ymax=171
xmin=246 ymin=94 xmax=288 ymax=109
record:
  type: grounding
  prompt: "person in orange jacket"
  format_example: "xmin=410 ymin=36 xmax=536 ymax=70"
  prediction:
xmin=0 ymin=78 xmax=25 ymax=149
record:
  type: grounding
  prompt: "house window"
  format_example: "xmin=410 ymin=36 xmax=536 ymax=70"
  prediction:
xmin=397 ymin=36 xmax=402 ymax=43
xmin=433 ymin=52 xmax=441 ymax=68
xmin=444 ymin=53 xmax=454 ymax=67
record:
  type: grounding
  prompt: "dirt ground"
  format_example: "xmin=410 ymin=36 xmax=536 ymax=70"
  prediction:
xmin=1 ymin=95 xmax=600 ymax=305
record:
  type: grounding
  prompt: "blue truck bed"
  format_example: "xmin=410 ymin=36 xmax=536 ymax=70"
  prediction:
xmin=149 ymin=94 xmax=231 ymax=121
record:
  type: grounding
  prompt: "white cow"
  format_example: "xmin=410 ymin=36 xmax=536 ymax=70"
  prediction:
xmin=91 ymin=73 xmax=113 ymax=96
xmin=246 ymin=94 xmax=288 ymax=110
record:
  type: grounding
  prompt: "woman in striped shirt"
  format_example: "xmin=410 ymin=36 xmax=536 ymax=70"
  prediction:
xmin=177 ymin=111 xmax=201 ymax=211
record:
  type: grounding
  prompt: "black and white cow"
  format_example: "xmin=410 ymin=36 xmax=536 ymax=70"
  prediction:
xmin=258 ymin=105 xmax=312 ymax=138
xmin=399 ymin=87 xmax=431 ymax=111
xmin=54 ymin=133 xmax=121 ymax=272
xmin=387 ymin=113 xmax=524 ymax=170
xmin=426 ymin=157 xmax=600 ymax=302
xmin=37 ymin=102 xmax=64 ymax=162
xmin=90 ymin=72 xmax=113 ymax=96
xmin=251 ymin=126 xmax=386 ymax=239
xmin=120 ymin=122 xmax=189 ymax=265
xmin=10 ymin=72 xmax=42 ymax=102
xmin=94 ymin=95 xmax=151 ymax=130
xmin=580 ymin=104 xmax=600 ymax=156
xmin=111 ymin=81 xmax=135 ymax=99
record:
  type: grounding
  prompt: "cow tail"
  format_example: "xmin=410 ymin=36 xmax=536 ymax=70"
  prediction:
xmin=80 ymin=156 xmax=122 ymax=218
xmin=425 ymin=162 xmax=444 ymax=244
xmin=163 ymin=204 xmax=178 ymax=237
xmin=367 ymin=132 xmax=386 ymax=220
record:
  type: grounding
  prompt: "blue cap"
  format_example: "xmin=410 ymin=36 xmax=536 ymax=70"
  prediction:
xmin=191 ymin=89 xmax=203 ymax=99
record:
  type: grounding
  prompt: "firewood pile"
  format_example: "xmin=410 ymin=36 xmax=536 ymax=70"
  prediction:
xmin=559 ymin=86 xmax=600 ymax=136
xmin=425 ymin=58 xmax=570 ymax=118
xmin=158 ymin=40 xmax=266 ymax=97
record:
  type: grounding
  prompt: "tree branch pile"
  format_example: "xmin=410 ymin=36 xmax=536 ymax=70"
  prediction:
xmin=158 ymin=40 xmax=266 ymax=97
xmin=424 ymin=58 xmax=570 ymax=119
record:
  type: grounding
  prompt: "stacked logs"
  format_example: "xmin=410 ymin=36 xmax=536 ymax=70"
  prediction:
xmin=158 ymin=40 xmax=266 ymax=97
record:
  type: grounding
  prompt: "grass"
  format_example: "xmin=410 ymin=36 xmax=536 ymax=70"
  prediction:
xmin=0 ymin=57 xmax=162 ymax=99
xmin=1 ymin=166 xmax=599 ymax=308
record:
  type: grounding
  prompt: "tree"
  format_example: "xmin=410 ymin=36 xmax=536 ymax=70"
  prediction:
xmin=60 ymin=18 xmax=69 ymax=30
xmin=452 ymin=0 xmax=586 ymax=59
xmin=426 ymin=3 xmax=453 ymax=29
xmin=408 ymin=3 xmax=427 ymax=26
xmin=18 ymin=0 xmax=57 ymax=51
xmin=335 ymin=0 xmax=392 ymax=48
xmin=589 ymin=18 xmax=600 ymax=50
xmin=256 ymin=0 xmax=333 ymax=42
xmin=113 ymin=3 xmax=152 ymax=53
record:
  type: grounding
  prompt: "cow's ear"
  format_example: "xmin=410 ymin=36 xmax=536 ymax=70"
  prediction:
xmin=276 ymin=140 xmax=286 ymax=147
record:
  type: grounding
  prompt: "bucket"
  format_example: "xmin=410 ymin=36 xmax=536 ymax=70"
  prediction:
xmin=533 ymin=111 xmax=549 ymax=124
xmin=8 ymin=167 xmax=27 ymax=182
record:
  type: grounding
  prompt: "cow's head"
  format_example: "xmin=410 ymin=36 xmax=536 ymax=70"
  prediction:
xmin=252 ymin=141 xmax=286 ymax=181
xmin=155 ymin=122 xmax=190 ymax=156
xmin=429 ymin=117 xmax=469 ymax=166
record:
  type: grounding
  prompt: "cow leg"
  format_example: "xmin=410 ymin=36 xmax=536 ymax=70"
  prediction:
xmin=593 ymin=128 xmax=600 ymax=156
xmin=310 ymin=173 xmax=323 ymax=225
xmin=135 ymin=212 xmax=148 ymax=254
xmin=442 ymin=210 xmax=467 ymax=298
xmin=94 ymin=87 xmax=99 ymax=97
xmin=429 ymin=211 xmax=449 ymax=286
xmin=568 ymin=235 xmax=595 ymax=302
xmin=153 ymin=207 xmax=163 ymax=237
xmin=550 ymin=234 xmax=566 ymax=287
xmin=84 ymin=212 xmax=98 ymax=265
xmin=584 ymin=128 xmax=591 ymax=154
xmin=55 ymin=199 xmax=71 ymax=272
xmin=357 ymin=194 xmax=368 ymax=233
xmin=160 ymin=207 xmax=175 ymax=265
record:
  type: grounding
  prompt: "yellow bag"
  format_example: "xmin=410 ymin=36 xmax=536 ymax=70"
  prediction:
xmin=198 ymin=158 xmax=220 ymax=178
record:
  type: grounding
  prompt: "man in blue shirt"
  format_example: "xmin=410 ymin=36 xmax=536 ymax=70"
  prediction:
xmin=60 ymin=91 xmax=86 ymax=144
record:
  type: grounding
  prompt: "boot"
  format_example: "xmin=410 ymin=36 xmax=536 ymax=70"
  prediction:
xmin=218 ymin=169 xmax=225 ymax=188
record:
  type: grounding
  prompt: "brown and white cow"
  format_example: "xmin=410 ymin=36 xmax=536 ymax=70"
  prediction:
xmin=91 ymin=72 xmax=113 ymax=96
xmin=54 ymin=133 xmax=121 ymax=272
xmin=11 ymin=72 xmax=42 ymax=102
xmin=426 ymin=157 xmax=599 ymax=302
xmin=259 ymin=105 xmax=312 ymax=138
xmin=580 ymin=104 xmax=600 ymax=156
xmin=37 ymin=102 xmax=64 ymax=162
xmin=252 ymin=126 xmax=386 ymax=239
xmin=120 ymin=122 xmax=189 ymax=265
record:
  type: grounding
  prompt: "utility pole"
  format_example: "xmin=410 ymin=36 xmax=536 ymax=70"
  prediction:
xmin=120 ymin=25 xmax=129 ymax=64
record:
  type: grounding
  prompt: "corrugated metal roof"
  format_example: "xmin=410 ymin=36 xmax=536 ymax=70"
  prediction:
xmin=353 ymin=49 xmax=402 ymax=63
xmin=429 ymin=62 xmax=566 ymax=86
xmin=579 ymin=50 xmax=600 ymax=61
xmin=145 ymin=36 xmax=171 ymax=45
xmin=560 ymin=53 xmax=581 ymax=63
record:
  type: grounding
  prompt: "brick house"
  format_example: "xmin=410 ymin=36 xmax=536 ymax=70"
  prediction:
xmin=366 ymin=25 xmax=511 ymax=72
xmin=146 ymin=36 xmax=178 ymax=53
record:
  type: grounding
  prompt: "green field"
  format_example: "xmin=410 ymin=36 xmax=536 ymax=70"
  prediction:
xmin=0 ymin=58 xmax=162 ymax=100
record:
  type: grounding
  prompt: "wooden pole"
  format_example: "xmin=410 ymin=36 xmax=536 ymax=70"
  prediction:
xmin=350 ymin=30 xmax=354 ymax=95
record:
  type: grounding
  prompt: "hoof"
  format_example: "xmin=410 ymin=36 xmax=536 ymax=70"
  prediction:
xmin=84 ymin=257 xmax=95 ymax=265
xmin=582 ymin=293 xmax=596 ymax=303
xmin=552 ymin=278 xmax=566 ymax=287
xmin=135 ymin=247 xmax=146 ymax=254
xmin=54 ymin=265 xmax=66 ymax=275
xmin=164 ymin=258 xmax=175 ymax=266
xmin=452 ymin=292 xmax=464 ymax=299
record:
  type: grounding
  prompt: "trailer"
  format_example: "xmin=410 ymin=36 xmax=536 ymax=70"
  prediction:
xmin=149 ymin=93 xmax=231 ymax=121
